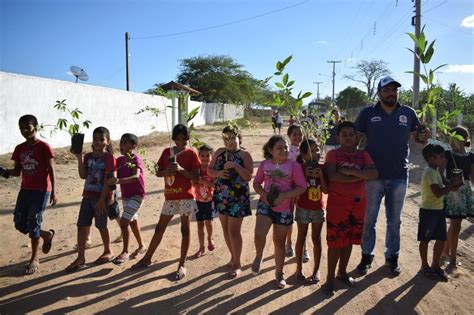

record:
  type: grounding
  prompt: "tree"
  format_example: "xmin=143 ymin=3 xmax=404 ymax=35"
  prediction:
xmin=336 ymin=86 xmax=370 ymax=117
xmin=343 ymin=60 xmax=391 ymax=99
xmin=176 ymin=55 xmax=259 ymax=105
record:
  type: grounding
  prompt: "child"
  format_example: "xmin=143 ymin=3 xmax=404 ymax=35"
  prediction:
xmin=294 ymin=138 xmax=328 ymax=284
xmin=132 ymin=124 xmax=199 ymax=280
xmin=208 ymin=125 xmax=253 ymax=278
xmin=252 ymin=135 xmax=306 ymax=289
xmin=107 ymin=133 xmax=147 ymax=265
xmin=0 ymin=115 xmax=57 ymax=275
xmin=323 ymin=121 xmax=378 ymax=295
xmin=192 ymin=144 xmax=216 ymax=258
xmin=288 ymin=115 xmax=296 ymax=126
xmin=66 ymin=126 xmax=116 ymax=271
xmin=442 ymin=126 xmax=474 ymax=271
xmin=418 ymin=144 xmax=456 ymax=281
xmin=286 ymin=124 xmax=311 ymax=262
xmin=275 ymin=111 xmax=283 ymax=134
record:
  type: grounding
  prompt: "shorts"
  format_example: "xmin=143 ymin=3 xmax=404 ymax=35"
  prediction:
xmin=417 ymin=208 xmax=447 ymax=241
xmin=276 ymin=123 xmax=282 ymax=129
xmin=121 ymin=196 xmax=143 ymax=221
xmin=161 ymin=199 xmax=198 ymax=216
xmin=14 ymin=189 xmax=50 ymax=238
xmin=77 ymin=198 xmax=108 ymax=229
xmin=256 ymin=201 xmax=293 ymax=226
xmin=196 ymin=201 xmax=215 ymax=221
xmin=295 ymin=207 xmax=325 ymax=224
xmin=326 ymin=194 xmax=365 ymax=249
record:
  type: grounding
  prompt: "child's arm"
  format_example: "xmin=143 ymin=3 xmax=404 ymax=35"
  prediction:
xmin=253 ymin=182 xmax=270 ymax=205
xmin=197 ymin=175 xmax=215 ymax=187
xmin=46 ymin=157 xmax=58 ymax=206
xmin=73 ymin=152 xmax=86 ymax=179
xmin=430 ymin=182 xmax=456 ymax=198
xmin=318 ymin=167 xmax=329 ymax=194
xmin=223 ymin=150 xmax=253 ymax=182
xmin=108 ymin=168 xmax=140 ymax=185
xmin=325 ymin=163 xmax=360 ymax=183
xmin=339 ymin=165 xmax=378 ymax=181
xmin=96 ymin=173 xmax=112 ymax=215
xmin=176 ymin=166 xmax=199 ymax=181
xmin=1 ymin=161 xmax=22 ymax=178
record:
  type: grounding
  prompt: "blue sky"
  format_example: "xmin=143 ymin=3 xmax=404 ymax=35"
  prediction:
xmin=1 ymin=0 xmax=473 ymax=102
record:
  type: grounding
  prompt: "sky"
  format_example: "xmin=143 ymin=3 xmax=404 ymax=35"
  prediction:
xmin=1 ymin=0 xmax=473 ymax=103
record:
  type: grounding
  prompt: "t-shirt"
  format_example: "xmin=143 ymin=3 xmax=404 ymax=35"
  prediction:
xmin=11 ymin=140 xmax=54 ymax=191
xmin=325 ymin=148 xmax=375 ymax=198
xmin=117 ymin=153 xmax=146 ymax=198
xmin=421 ymin=166 xmax=444 ymax=210
xmin=325 ymin=120 xmax=339 ymax=146
xmin=297 ymin=163 xmax=325 ymax=210
xmin=289 ymin=144 xmax=300 ymax=162
xmin=83 ymin=152 xmax=116 ymax=199
xmin=445 ymin=151 xmax=474 ymax=180
xmin=194 ymin=166 xmax=214 ymax=202
xmin=157 ymin=147 xmax=200 ymax=200
xmin=254 ymin=159 xmax=306 ymax=212
xmin=355 ymin=102 xmax=420 ymax=179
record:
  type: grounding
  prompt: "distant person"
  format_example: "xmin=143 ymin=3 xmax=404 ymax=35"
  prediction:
xmin=323 ymin=121 xmax=378 ymax=295
xmin=300 ymin=109 xmax=312 ymax=125
xmin=192 ymin=144 xmax=216 ymax=259
xmin=0 ymin=115 xmax=57 ymax=275
xmin=107 ymin=133 xmax=147 ymax=266
xmin=418 ymin=144 xmax=456 ymax=281
xmin=441 ymin=126 xmax=474 ymax=271
xmin=288 ymin=115 xmax=296 ymax=126
xmin=355 ymin=76 xmax=429 ymax=276
xmin=67 ymin=126 xmax=116 ymax=272
xmin=271 ymin=109 xmax=277 ymax=134
xmin=275 ymin=111 xmax=283 ymax=134
xmin=132 ymin=124 xmax=200 ymax=281
xmin=325 ymin=109 xmax=342 ymax=152
xmin=208 ymin=125 xmax=253 ymax=278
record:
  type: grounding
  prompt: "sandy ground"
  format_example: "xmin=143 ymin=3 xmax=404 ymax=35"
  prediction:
xmin=0 ymin=123 xmax=473 ymax=315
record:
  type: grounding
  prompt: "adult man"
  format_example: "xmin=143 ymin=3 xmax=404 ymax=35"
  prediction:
xmin=325 ymin=109 xmax=342 ymax=153
xmin=355 ymin=76 xmax=428 ymax=276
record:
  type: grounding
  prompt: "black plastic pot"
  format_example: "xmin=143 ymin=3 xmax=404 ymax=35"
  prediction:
xmin=71 ymin=133 xmax=84 ymax=154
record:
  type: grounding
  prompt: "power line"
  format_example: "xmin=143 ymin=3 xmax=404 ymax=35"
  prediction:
xmin=130 ymin=0 xmax=310 ymax=40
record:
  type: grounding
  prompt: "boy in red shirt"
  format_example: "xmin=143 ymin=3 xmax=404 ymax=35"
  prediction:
xmin=323 ymin=121 xmax=378 ymax=295
xmin=0 ymin=115 xmax=57 ymax=275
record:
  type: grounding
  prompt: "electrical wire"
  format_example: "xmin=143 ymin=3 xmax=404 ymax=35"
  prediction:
xmin=130 ymin=0 xmax=310 ymax=40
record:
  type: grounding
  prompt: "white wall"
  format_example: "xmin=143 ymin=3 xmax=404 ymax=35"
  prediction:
xmin=0 ymin=72 xmax=244 ymax=154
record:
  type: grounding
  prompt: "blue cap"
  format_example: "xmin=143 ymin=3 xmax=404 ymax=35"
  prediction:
xmin=377 ymin=76 xmax=401 ymax=91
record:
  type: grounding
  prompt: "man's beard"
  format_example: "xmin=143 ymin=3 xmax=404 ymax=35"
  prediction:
xmin=381 ymin=96 xmax=397 ymax=107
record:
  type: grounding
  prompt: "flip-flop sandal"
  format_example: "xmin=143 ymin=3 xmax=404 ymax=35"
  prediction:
xmin=42 ymin=229 xmax=55 ymax=254
xmin=308 ymin=273 xmax=320 ymax=284
xmin=113 ymin=254 xmax=129 ymax=266
xmin=130 ymin=247 xmax=147 ymax=259
xmin=131 ymin=260 xmax=151 ymax=270
xmin=95 ymin=256 xmax=113 ymax=265
xmin=175 ymin=266 xmax=186 ymax=280
xmin=193 ymin=250 xmax=205 ymax=259
xmin=65 ymin=262 xmax=86 ymax=273
xmin=295 ymin=273 xmax=307 ymax=284
xmin=207 ymin=242 xmax=216 ymax=251
xmin=229 ymin=268 xmax=241 ymax=279
xmin=25 ymin=262 xmax=39 ymax=275
xmin=322 ymin=282 xmax=335 ymax=296
xmin=336 ymin=275 xmax=356 ymax=287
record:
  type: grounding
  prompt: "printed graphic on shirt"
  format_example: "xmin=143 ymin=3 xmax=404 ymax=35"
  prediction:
xmin=19 ymin=151 xmax=39 ymax=176
xmin=85 ymin=158 xmax=106 ymax=193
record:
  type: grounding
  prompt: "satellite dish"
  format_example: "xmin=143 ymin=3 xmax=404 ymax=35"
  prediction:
xmin=69 ymin=66 xmax=89 ymax=83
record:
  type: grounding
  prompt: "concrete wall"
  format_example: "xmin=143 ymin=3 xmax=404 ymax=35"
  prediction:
xmin=0 ymin=72 xmax=244 ymax=154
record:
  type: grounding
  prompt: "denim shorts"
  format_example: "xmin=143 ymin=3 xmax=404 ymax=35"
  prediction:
xmin=14 ymin=189 xmax=50 ymax=238
xmin=256 ymin=201 xmax=293 ymax=226
xmin=196 ymin=201 xmax=215 ymax=221
xmin=417 ymin=208 xmax=447 ymax=241
xmin=77 ymin=198 xmax=108 ymax=229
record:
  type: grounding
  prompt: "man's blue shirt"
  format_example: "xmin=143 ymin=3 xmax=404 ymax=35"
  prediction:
xmin=355 ymin=102 xmax=420 ymax=179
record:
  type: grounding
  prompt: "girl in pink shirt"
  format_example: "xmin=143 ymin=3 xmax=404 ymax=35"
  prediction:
xmin=252 ymin=135 xmax=307 ymax=289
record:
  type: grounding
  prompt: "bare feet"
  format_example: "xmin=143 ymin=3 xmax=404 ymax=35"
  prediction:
xmin=207 ymin=239 xmax=216 ymax=251
xmin=25 ymin=260 xmax=40 ymax=275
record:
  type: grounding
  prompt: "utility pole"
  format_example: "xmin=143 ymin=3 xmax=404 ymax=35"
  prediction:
xmin=411 ymin=0 xmax=421 ymax=108
xmin=313 ymin=81 xmax=323 ymax=100
xmin=327 ymin=60 xmax=341 ymax=106
xmin=125 ymin=32 xmax=130 ymax=91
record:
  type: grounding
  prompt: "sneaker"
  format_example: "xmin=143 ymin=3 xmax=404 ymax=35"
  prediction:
xmin=386 ymin=255 xmax=401 ymax=276
xmin=356 ymin=254 xmax=374 ymax=275
xmin=303 ymin=249 xmax=310 ymax=263
xmin=285 ymin=246 xmax=294 ymax=257
xmin=276 ymin=272 xmax=286 ymax=289
xmin=251 ymin=256 xmax=262 ymax=275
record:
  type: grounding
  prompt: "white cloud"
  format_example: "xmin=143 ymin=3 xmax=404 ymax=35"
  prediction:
xmin=315 ymin=40 xmax=327 ymax=45
xmin=443 ymin=64 xmax=474 ymax=73
xmin=460 ymin=15 xmax=474 ymax=28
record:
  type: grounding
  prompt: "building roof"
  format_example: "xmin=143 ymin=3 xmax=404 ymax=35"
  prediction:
xmin=160 ymin=81 xmax=201 ymax=96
